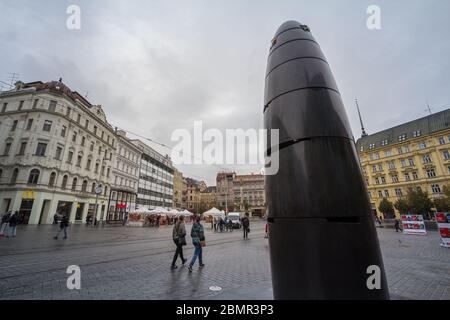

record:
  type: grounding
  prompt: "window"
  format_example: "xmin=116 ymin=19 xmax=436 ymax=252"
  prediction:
xmin=48 ymin=100 xmax=57 ymax=112
xmin=10 ymin=168 xmax=18 ymax=184
xmin=395 ymin=189 xmax=403 ymax=197
xmin=101 ymin=131 xmax=104 ymax=139
xmin=404 ymin=146 xmax=410 ymax=153
xmin=85 ymin=119 xmax=89 ymax=129
xmin=67 ymin=151 xmax=73 ymax=163
xmin=91 ymin=183 xmax=96 ymax=193
xmin=378 ymin=191 xmax=383 ymax=198
xmin=26 ymin=119 xmax=33 ymax=130
xmin=385 ymin=150 xmax=392 ymax=157
xmin=101 ymin=165 xmax=105 ymax=176
xmin=49 ymin=172 xmax=56 ymax=187
xmin=32 ymin=99 xmax=39 ymax=109
xmin=11 ymin=120 xmax=18 ymax=131
xmin=404 ymin=173 xmax=411 ymax=181
xmin=62 ymin=175 xmax=68 ymax=189
xmin=378 ymin=164 xmax=383 ymax=171
xmin=61 ymin=126 xmax=67 ymax=137
xmin=375 ymin=177 xmax=380 ymax=185
xmin=18 ymin=100 xmax=24 ymax=111
xmin=443 ymin=150 xmax=450 ymax=160
xmin=43 ymin=120 xmax=52 ymax=132
xmin=388 ymin=161 xmax=395 ymax=170
xmin=369 ymin=143 xmax=375 ymax=149
xmin=77 ymin=114 xmax=81 ymax=123
xmin=412 ymin=171 xmax=419 ymax=180
xmin=72 ymin=131 xmax=77 ymax=142
xmin=35 ymin=143 xmax=47 ymax=156
xmin=401 ymin=159 xmax=407 ymax=167
xmin=18 ymin=142 xmax=27 ymax=155
xmin=77 ymin=155 xmax=82 ymax=167
xmin=1 ymin=102 xmax=7 ymax=113
xmin=381 ymin=140 xmax=388 ymax=146
xmin=439 ymin=137 xmax=446 ymax=145
xmin=82 ymin=180 xmax=88 ymax=192
xmin=4 ymin=143 xmax=12 ymax=155
xmin=104 ymin=186 xmax=108 ymax=196
xmin=431 ymin=184 xmax=441 ymax=194
xmin=81 ymin=136 xmax=86 ymax=146
xmin=381 ymin=176 xmax=386 ymax=184
xmin=90 ymin=142 xmax=94 ymax=152
xmin=28 ymin=169 xmax=40 ymax=185
xmin=426 ymin=169 xmax=436 ymax=178
xmin=95 ymin=163 xmax=99 ymax=173
xmin=94 ymin=126 xmax=97 ymax=135
xmin=98 ymin=146 xmax=102 ymax=156
xmin=397 ymin=147 xmax=403 ymax=155
xmin=419 ymin=142 xmax=427 ymax=149
xmin=107 ymin=168 xmax=110 ymax=178
xmin=72 ymin=178 xmax=78 ymax=191
xmin=391 ymin=175 xmax=399 ymax=183
xmin=398 ymin=134 xmax=407 ymax=142
xmin=423 ymin=154 xmax=432 ymax=164
xmin=66 ymin=107 xmax=71 ymax=117
xmin=412 ymin=130 xmax=421 ymax=138
xmin=86 ymin=159 xmax=92 ymax=170
xmin=55 ymin=146 xmax=62 ymax=160
xmin=384 ymin=190 xmax=389 ymax=197
xmin=408 ymin=158 xmax=415 ymax=166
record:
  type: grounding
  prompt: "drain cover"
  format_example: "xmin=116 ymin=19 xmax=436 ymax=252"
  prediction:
xmin=209 ymin=286 xmax=222 ymax=291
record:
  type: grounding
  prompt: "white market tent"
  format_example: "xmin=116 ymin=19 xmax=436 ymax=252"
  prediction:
xmin=148 ymin=207 xmax=168 ymax=214
xmin=130 ymin=207 xmax=152 ymax=214
xmin=179 ymin=209 xmax=194 ymax=216
xmin=166 ymin=208 xmax=180 ymax=217
xmin=203 ymin=207 xmax=225 ymax=217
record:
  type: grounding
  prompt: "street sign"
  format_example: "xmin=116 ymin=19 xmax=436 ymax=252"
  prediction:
xmin=95 ymin=186 xmax=103 ymax=195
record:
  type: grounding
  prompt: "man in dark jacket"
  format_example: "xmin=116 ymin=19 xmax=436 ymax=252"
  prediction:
xmin=5 ymin=211 xmax=19 ymax=238
xmin=171 ymin=215 xmax=187 ymax=269
xmin=54 ymin=215 xmax=69 ymax=239
xmin=242 ymin=212 xmax=250 ymax=239
xmin=0 ymin=211 xmax=11 ymax=237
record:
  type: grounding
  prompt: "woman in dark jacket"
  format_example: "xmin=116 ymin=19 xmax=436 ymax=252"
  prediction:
xmin=171 ymin=215 xmax=187 ymax=269
xmin=6 ymin=211 xmax=19 ymax=238
xmin=188 ymin=216 xmax=205 ymax=272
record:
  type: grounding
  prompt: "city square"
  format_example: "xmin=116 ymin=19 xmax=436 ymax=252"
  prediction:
xmin=0 ymin=221 xmax=448 ymax=300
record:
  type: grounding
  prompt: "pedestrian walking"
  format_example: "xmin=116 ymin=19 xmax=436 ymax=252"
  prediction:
xmin=188 ymin=215 xmax=205 ymax=272
xmin=5 ymin=211 xmax=19 ymax=238
xmin=242 ymin=212 xmax=250 ymax=239
xmin=171 ymin=215 xmax=187 ymax=270
xmin=54 ymin=215 xmax=69 ymax=239
xmin=0 ymin=211 xmax=11 ymax=237
xmin=265 ymin=222 xmax=269 ymax=238
xmin=394 ymin=218 xmax=403 ymax=233
xmin=53 ymin=213 xmax=59 ymax=224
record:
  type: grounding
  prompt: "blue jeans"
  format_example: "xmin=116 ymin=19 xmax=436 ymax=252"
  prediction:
xmin=56 ymin=226 xmax=67 ymax=239
xmin=189 ymin=244 xmax=202 ymax=266
xmin=6 ymin=225 xmax=16 ymax=237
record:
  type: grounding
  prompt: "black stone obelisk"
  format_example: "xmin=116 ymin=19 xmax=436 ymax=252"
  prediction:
xmin=264 ymin=21 xmax=389 ymax=300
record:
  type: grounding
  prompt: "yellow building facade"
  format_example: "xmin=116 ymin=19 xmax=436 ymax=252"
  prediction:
xmin=356 ymin=109 xmax=450 ymax=219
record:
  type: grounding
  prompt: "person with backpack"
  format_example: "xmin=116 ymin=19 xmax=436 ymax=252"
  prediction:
xmin=171 ymin=215 xmax=187 ymax=270
xmin=0 ymin=211 xmax=12 ymax=237
xmin=188 ymin=215 xmax=205 ymax=272
xmin=242 ymin=212 xmax=250 ymax=239
xmin=5 ymin=211 xmax=19 ymax=238
xmin=54 ymin=215 xmax=69 ymax=240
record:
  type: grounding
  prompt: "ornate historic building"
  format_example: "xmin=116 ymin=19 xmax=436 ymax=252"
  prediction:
xmin=0 ymin=80 xmax=115 ymax=224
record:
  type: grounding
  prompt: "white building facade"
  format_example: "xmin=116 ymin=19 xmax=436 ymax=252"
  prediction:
xmin=131 ymin=140 xmax=174 ymax=209
xmin=107 ymin=130 xmax=141 ymax=221
xmin=0 ymin=80 xmax=116 ymax=225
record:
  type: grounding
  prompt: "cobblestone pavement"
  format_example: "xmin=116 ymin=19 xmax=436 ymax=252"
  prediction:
xmin=0 ymin=221 xmax=448 ymax=300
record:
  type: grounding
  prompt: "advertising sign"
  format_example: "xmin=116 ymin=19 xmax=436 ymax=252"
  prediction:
xmin=435 ymin=212 xmax=450 ymax=248
xmin=401 ymin=214 xmax=427 ymax=235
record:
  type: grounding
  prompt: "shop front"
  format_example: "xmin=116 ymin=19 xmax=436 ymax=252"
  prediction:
xmin=107 ymin=189 xmax=136 ymax=221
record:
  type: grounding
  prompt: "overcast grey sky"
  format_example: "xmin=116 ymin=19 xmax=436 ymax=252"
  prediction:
xmin=1 ymin=0 xmax=449 ymax=185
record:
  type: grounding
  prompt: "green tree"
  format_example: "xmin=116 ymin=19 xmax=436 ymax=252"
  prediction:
xmin=378 ymin=198 xmax=395 ymax=218
xmin=434 ymin=185 xmax=450 ymax=212
xmin=394 ymin=198 xmax=409 ymax=215
xmin=406 ymin=188 xmax=433 ymax=219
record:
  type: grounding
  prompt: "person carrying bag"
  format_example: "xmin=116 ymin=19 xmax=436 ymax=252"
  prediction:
xmin=188 ymin=215 xmax=205 ymax=272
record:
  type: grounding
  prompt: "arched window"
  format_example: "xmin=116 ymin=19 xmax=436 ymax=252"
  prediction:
xmin=62 ymin=175 xmax=68 ymax=189
xmin=28 ymin=169 xmax=40 ymax=185
xmin=71 ymin=177 xmax=78 ymax=191
xmin=82 ymin=180 xmax=88 ymax=192
xmin=104 ymin=186 xmax=108 ymax=196
xmin=10 ymin=168 xmax=19 ymax=184
xmin=49 ymin=172 xmax=56 ymax=187
xmin=91 ymin=182 xmax=96 ymax=194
